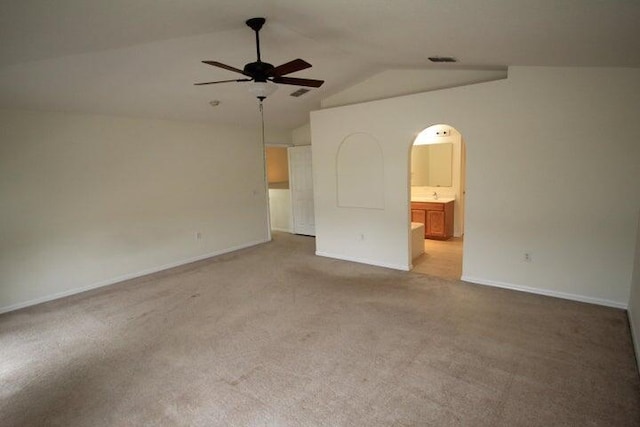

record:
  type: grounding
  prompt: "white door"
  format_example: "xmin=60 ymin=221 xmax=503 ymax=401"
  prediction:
xmin=288 ymin=146 xmax=315 ymax=236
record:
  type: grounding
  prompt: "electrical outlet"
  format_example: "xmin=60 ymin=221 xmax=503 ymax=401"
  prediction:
xmin=196 ymin=232 xmax=203 ymax=240
xmin=523 ymin=252 xmax=532 ymax=262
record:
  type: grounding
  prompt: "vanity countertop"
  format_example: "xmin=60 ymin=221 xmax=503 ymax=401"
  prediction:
xmin=411 ymin=197 xmax=455 ymax=203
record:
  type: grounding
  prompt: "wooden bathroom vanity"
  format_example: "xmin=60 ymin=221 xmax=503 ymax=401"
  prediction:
xmin=411 ymin=200 xmax=454 ymax=240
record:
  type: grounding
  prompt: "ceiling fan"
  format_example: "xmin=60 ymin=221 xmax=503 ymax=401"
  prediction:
xmin=195 ymin=17 xmax=324 ymax=99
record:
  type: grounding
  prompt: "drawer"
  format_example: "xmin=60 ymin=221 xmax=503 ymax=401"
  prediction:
xmin=411 ymin=209 xmax=426 ymax=224
xmin=411 ymin=202 xmax=444 ymax=211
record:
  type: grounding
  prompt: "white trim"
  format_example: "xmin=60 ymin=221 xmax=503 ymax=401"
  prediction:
xmin=315 ymin=250 xmax=411 ymax=271
xmin=0 ymin=239 xmax=268 ymax=315
xmin=271 ymin=227 xmax=292 ymax=233
xmin=461 ymin=275 xmax=627 ymax=309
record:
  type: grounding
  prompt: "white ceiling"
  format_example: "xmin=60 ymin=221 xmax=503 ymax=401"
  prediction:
xmin=1 ymin=0 xmax=639 ymax=130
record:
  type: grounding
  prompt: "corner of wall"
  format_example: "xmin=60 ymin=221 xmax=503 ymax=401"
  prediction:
xmin=627 ymin=210 xmax=640 ymax=373
xmin=291 ymin=123 xmax=311 ymax=146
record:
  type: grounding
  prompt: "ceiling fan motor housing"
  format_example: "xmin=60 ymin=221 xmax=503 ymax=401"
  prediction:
xmin=245 ymin=17 xmax=266 ymax=32
xmin=243 ymin=61 xmax=274 ymax=82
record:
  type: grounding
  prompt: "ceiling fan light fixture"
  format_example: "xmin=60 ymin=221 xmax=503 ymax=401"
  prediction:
xmin=248 ymin=81 xmax=278 ymax=100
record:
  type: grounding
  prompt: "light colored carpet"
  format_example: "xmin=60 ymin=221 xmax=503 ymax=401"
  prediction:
xmin=1 ymin=232 xmax=639 ymax=426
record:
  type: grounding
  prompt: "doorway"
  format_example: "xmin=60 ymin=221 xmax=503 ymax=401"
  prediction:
xmin=265 ymin=145 xmax=316 ymax=236
xmin=409 ymin=124 xmax=465 ymax=280
xmin=265 ymin=145 xmax=292 ymax=233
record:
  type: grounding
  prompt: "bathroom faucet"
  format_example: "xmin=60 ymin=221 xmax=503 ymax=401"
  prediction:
xmin=432 ymin=191 xmax=438 ymax=200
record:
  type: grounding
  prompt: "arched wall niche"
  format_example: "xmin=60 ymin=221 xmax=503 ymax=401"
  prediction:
xmin=336 ymin=132 xmax=385 ymax=210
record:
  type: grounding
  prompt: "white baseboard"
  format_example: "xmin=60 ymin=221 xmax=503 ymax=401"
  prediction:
xmin=0 ymin=238 xmax=269 ymax=315
xmin=461 ymin=275 xmax=627 ymax=309
xmin=271 ymin=227 xmax=293 ymax=233
xmin=315 ymin=250 xmax=411 ymax=271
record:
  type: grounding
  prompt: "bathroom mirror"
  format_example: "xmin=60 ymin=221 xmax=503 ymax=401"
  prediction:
xmin=411 ymin=143 xmax=453 ymax=187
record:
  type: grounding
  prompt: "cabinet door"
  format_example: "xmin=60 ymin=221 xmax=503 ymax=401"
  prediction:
xmin=411 ymin=209 xmax=426 ymax=225
xmin=427 ymin=210 xmax=445 ymax=236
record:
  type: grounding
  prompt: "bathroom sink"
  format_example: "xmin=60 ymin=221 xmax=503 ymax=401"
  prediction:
xmin=411 ymin=197 xmax=455 ymax=203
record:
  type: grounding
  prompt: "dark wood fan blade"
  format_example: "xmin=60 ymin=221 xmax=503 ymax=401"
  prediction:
xmin=202 ymin=61 xmax=249 ymax=76
xmin=194 ymin=78 xmax=251 ymax=86
xmin=268 ymin=59 xmax=312 ymax=77
xmin=272 ymin=76 xmax=324 ymax=88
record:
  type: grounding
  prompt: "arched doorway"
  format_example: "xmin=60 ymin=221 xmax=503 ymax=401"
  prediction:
xmin=409 ymin=124 xmax=466 ymax=279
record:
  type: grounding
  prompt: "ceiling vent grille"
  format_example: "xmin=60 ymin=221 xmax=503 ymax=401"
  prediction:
xmin=428 ymin=56 xmax=457 ymax=63
xmin=290 ymin=88 xmax=310 ymax=97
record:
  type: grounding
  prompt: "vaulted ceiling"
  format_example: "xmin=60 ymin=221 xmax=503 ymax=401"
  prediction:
xmin=1 ymin=0 xmax=639 ymax=130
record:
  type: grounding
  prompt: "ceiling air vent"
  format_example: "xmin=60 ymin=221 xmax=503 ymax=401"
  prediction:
xmin=428 ymin=56 xmax=457 ymax=63
xmin=290 ymin=88 xmax=310 ymax=97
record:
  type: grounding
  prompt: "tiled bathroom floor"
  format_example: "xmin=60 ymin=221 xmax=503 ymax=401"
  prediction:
xmin=412 ymin=237 xmax=463 ymax=280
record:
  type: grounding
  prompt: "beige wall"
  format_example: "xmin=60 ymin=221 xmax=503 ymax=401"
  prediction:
xmin=291 ymin=123 xmax=312 ymax=146
xmin=0 ymin=109 xmax=285 ymax=312
xmin=628 ymin=212 xmax=640 ymax=372
xmin=311 ymin=66 xmax=640 ymax=307
xmin=266 ymin=147 xmax=289 ymax=185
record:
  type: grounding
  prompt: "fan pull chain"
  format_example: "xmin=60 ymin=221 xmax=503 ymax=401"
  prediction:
xmin=259 ymin=100 xmax=265 ymax=146
xmin=259 ymin=99 xmax=272 ymax=240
